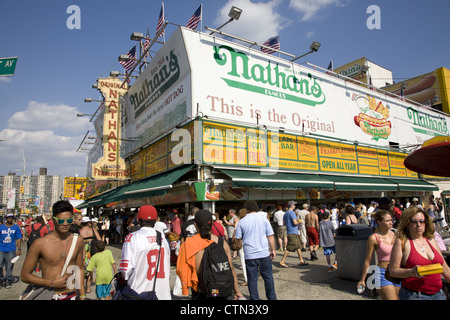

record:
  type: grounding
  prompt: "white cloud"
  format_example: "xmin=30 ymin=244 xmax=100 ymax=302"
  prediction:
xmin=214 ymin=0 xmax=291 ymax=43
xmin=289 ymin=0 xmax=349 ymax=21
xmin=0 ymin=101 xmax=92 ymax=177
xmin=7 ymin=101 xmax=89 ymax=133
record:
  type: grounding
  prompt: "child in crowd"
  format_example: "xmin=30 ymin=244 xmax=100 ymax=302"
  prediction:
xmin=319 ymin=211 xmax=337 ymax=272
xmin=86 ymin=240 xmax=117 ymax=300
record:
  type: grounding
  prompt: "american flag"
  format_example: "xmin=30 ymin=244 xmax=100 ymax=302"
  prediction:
xmin=156 ymin=2 xmax=165 ymax=38
xmin=119 ymin=46 xmax=137 ymax=73
xmin=325 ymin=60 xmax=333 ymax=75
xmin=143 ymin=28 xmax=150 ymax=58
xmin=261 ymin=36 xmax=280 ymax=54
xmin=186 ymin=5 xmax=202 ymax=30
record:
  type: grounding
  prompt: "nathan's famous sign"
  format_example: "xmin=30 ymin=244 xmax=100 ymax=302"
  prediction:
xmin=213 ymin=45 xmax=326 ymax=107
xmin=91 ymin=77 xmax=130 ymax=180
xmin=121 ymin=27 xmax=450 ymax=164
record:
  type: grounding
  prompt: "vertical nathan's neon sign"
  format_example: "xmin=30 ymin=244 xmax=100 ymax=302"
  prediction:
xmin=91 ymin=77 xmax=130 ymax=180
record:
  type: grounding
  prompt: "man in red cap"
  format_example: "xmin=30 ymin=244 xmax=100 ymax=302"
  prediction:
xmin=118 ymin=205 xmax=171 ymax=300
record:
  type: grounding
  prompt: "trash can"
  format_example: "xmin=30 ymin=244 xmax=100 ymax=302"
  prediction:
xmin=335 ymin=224 xmax=374 ymax=281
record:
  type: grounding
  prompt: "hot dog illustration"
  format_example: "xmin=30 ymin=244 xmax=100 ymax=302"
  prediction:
xmin=205 ymin=191 xmax=220 ymax=200
xmin=354 ymin=113 xmax=391 ymax=139
xmin=391 ymin=73 xmax=437 ymax=104
xmin=221 ymin=186 xmax=247 ymax=200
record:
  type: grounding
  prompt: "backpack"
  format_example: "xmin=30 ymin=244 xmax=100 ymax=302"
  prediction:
xmin=27 ymin=224 xmax=44 ymax=249
xmin=198 ymin=236 xmax=234 ymax=298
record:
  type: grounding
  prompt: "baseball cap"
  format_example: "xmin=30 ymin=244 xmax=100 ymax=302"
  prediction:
xmin=302 ymin=203 xmax=309 ymax=209
xmin=137 ymin=205 xmax=158 ymax=220
xmin=288 ymin=201 xmax=297 ymax=207
xmin=412 ymin=197 xmax=419 ymax=202
xmin=194 ymin=209 xmax=213 ymax=226
xmin=6 ymin=213 xmax=14 ymax=218
xmin=81 ymin=216 xmax=91 ymax=223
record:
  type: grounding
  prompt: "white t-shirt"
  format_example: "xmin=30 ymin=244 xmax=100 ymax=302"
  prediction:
xmin=120 ymin=227 xmax=171 ymax=299
xmin=273 ymin=210 xmax=285 ymax=226
xmin=154 ymin=221 xmax=169 ymax=235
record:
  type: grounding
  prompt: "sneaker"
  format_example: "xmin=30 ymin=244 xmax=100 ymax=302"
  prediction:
xmin=327 ymin=267 xmax=333 ymax=272
xmin=5 ymin=280 xmax=12 ymax=289
xmin=332 ymin=262 xmax=338 ymax=269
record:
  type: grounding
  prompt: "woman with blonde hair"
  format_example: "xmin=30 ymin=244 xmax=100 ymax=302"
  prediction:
xmin=389 ymin=206 xmax=450 ymax=300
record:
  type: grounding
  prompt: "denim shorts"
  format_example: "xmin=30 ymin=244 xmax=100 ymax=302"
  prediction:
xmin=399 ymin=286 xmax=446 ymax=300
xmin=378 ymin=267 xmax=401 ymax=288
xmin=323 ymin=246 xmax=335 ymax=256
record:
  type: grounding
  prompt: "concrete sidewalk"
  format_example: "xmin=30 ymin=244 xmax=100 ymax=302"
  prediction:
xmin=0 ymin=241 xmax=372 ymax=300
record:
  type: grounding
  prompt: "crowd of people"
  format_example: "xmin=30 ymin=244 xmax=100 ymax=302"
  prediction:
xmin=0 ymin=194 xmax=449 ymax=301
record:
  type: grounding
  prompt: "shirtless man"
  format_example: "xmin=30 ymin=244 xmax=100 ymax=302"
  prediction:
xmin=21 ymin=200 xmax=86 ymax=300
xmin=305 ymin=206 xmax=320 ymax=261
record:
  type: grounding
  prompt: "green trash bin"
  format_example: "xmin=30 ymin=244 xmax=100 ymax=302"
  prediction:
xmin=335 ymin=224 xmax=374 ymax=281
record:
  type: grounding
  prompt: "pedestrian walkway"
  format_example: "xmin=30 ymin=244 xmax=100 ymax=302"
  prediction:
xmin=0 ymin=241 xmax=372 ymax=300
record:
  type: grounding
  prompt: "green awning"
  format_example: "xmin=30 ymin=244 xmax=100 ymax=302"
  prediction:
xmin=106 ymin=165 xmax=194 ymax=203
xmin=219 ymin=169 xmax=335 ymax=189
xmin=76 ymin=186 xmax=125 ymax=209
xmin=385 ymin=178 xmax=439 ymax=191
xmin=321 ymin=175 xmax=398 ymax=191
xmin=77 ymin=165 xmax=193 ymax=208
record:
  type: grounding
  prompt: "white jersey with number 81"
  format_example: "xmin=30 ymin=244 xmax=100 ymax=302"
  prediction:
xmin=120 ymin=226 xmax=171 ymax=300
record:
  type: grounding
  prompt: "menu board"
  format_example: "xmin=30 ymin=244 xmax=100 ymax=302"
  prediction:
xmin=202 ymin=120 xmax=417 ymax=178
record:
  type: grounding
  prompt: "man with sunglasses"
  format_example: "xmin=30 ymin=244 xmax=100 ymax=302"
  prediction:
xmin=21 ymin=200 xmax=86 ymax=300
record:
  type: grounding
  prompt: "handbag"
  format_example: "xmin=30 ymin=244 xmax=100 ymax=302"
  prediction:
xmin=230 ymin=231 xmax=243 ymax=251
xmin=384 ymin=264 xmax=401 ymax=285
xmin=113 ymin=231 xmax=162 ymax=300
xmin=384 ymin=238 xmax=405 ymax=285
xmin=89 ymin=226 xmax=99 ymax=256
xmin=20 ymin=234 xmax=78 ymax=300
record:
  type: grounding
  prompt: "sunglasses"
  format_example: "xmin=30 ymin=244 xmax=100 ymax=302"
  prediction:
xmin=53 ymin=217 xmax=74 ymax=224
xmin=410 ymin=219 xmax=425 ymax=225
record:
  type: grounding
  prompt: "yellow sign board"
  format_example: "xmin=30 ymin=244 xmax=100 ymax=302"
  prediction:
xmin=91 ymin=77 xmax=130 ymax=180
xmin=64 ymin=177 xmax=88 ymax=200
xmin=201 ymin=120 xmax=414 ymax=178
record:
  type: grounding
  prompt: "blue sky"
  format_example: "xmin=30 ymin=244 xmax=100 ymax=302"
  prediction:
xmin=0 ymin=0 xmax=449 ymax=178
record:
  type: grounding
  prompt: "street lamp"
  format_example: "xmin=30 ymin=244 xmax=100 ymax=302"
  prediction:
xmin=130 ymin=32 xmax=164 ymax=45
xmin=210 ymin=6 xmax=243 ymax=35
xmin=77 ymin=113 xmax=95 ymax=117
xmin=84 ymin=98 xmax=102 ymax=103
xmin=290 ymin=41 xmax=321 ymax=62
xmin=110 ymin=71 xmax=137 ymax=79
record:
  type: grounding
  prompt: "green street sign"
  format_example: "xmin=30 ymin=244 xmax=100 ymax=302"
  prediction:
xmin=0 ymin=57 xmax=18 ymax=76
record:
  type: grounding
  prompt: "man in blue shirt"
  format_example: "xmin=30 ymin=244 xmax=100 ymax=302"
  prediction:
xmin=0 ymin=213 xmax=22 ymax=288
xmin=234 ymin=200 xmax=276 ymax=300
xmin=279 ymin=201 xmax=308 ymax=268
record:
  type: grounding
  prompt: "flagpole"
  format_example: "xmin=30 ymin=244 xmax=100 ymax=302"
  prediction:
xmin=200 ymin=4 xmax=203 ymax=32
xmin=162 ymin=2 xmax=166 ymax=44
xmin=204 ymin=27 xmax=296 ymax=59
xmin=121 ymin=21 xmax=168 ymax=88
